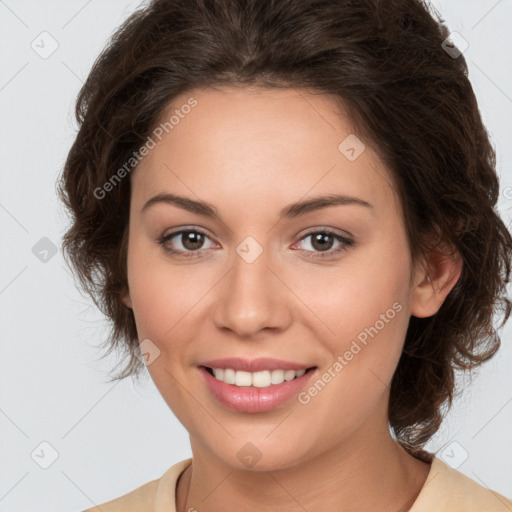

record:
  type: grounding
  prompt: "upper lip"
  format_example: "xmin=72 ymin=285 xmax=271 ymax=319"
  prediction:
xmin=199 ymin=357 xmax=316 ymax=372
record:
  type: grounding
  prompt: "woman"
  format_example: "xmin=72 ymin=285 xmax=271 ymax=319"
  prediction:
xmin=58 ymin=0 xmax=512 ymax=510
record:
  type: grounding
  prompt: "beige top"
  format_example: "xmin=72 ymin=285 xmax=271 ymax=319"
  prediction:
xmin=82 ymin=456 xmax=512 ymax=511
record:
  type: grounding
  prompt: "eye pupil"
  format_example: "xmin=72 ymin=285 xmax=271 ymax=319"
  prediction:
xmin=183 ymin=231 xmax=204 ymax=250
xmin=312 ymin=233 xmax=333 ymax=251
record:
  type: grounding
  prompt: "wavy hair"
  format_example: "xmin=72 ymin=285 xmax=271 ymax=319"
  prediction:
xmin=56 ymin=0 xmax=512 ymax=462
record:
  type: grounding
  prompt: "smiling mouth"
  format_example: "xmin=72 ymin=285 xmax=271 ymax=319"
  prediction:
xmin=201 ymin=365 xmax=317 ymax=388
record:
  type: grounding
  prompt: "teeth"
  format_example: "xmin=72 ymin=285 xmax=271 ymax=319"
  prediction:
xmin=210 ymin=368 xmax=307 ymax=387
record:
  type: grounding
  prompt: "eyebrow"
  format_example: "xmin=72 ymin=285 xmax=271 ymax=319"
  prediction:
xmin=141 ymin=192 xmax=373 ymax=219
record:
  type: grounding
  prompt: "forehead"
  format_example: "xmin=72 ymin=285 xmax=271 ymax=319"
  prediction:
xmin=131 ymin=86 xmax=398 ymax=217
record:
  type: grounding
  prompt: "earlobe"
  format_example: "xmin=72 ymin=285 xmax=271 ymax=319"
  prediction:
xmin=410 ymin=242 xmax=463 ymax=319
xmin=121 ymin=289 xmax=133 ymax=309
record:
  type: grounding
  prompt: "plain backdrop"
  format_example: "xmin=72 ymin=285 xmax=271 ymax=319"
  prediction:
xmin=1 ymin=1 xmax=511 ymax=510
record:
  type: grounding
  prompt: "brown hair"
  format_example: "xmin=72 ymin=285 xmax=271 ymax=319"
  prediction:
xmin=56 ymin=0 xmax=512 ymax=462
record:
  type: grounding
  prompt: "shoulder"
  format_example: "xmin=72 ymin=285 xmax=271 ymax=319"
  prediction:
xmin=411 ymin=457 xmax=512 ymax=512
xmin=80 ymin=458 xmax=193 ymax=512
xmin=81 ymin=479 xmax=159 ymax=512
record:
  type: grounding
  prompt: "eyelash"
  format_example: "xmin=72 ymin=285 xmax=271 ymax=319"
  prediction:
xmin=158 ymin=227 xmax=355 ymax=260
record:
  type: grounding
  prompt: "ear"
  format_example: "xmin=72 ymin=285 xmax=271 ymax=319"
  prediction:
xmin=120 ymin=288 xmax=133 ymax=309
xmin=410 ymin=239 xmax=463 ymax=319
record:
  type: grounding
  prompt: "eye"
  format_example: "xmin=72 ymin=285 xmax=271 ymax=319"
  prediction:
xmin=158 ymin=228 xmax=217 ymax=258
xmin=293 ymin=229 xmax=354 ymax=258
xmin=158 ymin=227 xmax=354 ymax=260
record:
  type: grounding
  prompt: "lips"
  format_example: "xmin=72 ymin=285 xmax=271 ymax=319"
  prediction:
xmin=197 ymin=357 xmax=318 ymax=413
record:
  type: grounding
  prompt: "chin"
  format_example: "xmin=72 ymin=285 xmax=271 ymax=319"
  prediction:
xmin=208 ymin=437 xmax=312 ymax=473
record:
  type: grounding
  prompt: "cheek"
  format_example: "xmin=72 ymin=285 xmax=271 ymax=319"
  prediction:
xmin=126 ymin=240 xmax=217 ymax=356
xmin=125 ymin=246 xmax=203 ymax=416
xmin=294 ymin=239 xmax=412 ymax=390
xmin=124 ymin=224 xmax=211 ymax=426
xmin=301 ymin=252 xmax=409 ymax=341
xmin=126 ymin=235 xmax=177 ymax=343
xmin=127 ymin=265 xmax=171 ymax=341
xmin=293 ymin=266 xmax=410 ymax=438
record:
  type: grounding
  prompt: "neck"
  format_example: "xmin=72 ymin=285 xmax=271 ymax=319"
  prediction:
xmin=176 ymin=421 xmax=431 ymax=512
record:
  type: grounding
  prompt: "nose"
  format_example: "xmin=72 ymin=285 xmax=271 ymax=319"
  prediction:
xmin=211 ymin=244 xmax=293 ymax=338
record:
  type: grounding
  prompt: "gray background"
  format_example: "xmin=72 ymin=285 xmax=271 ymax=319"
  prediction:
xmin=1 ymin=0 xmax=511 ymax=510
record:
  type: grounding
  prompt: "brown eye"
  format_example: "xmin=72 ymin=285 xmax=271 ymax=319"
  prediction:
xmin=310 ymin=232 xmax=335 ymax=252
xmin=180 ymin=230 xmax=205 ymax=250
xmin=159 ymin=228 xmax=216 ymax=258
xmin=295 ymin=230 xmax=355 ymax=259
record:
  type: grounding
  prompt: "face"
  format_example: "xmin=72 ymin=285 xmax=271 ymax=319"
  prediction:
xmin=122 ymin=85 xmax=434 ymax=471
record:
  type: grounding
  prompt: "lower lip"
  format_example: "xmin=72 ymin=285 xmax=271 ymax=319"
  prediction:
xmin=199 ymin=366 xmax=318 ymax=413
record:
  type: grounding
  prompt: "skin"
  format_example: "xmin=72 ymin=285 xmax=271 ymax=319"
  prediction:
xmin=121 ymin=85 xmax=462 ymax=512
